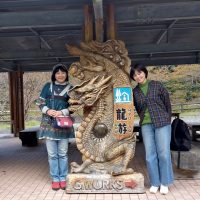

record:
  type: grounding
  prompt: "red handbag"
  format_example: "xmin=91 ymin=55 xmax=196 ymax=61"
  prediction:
xmin=54 ymin=116 xmax=73 ymax=128
xmin=51 ymin=83 xmax=73 ymax=129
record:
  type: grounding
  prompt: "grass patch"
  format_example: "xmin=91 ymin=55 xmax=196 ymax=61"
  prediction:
xmin=0 ymin=123 xmax=10 ymax=129
xmin=25 ymin=120 xmax=40 ymax=128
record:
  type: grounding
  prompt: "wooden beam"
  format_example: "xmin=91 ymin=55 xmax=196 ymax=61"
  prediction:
xmin=84 ymin=5 xmax=93 ymax=42
xmin=106 ymin=3 xmax=116 ymax=40
xmin=2 ymin=43 xmax=200 ymax=60
xmin=131 ymin=54 xmax=200 ymax=66
xmin=0 ymin=10 xmax=83 ymax=28
xmin=127 ymin=43 xmax=200 ymax=55
xmin=156 ymin=20 xmax=177 ymax=44
xmin=116 ymin=2 xmax=200 ymax=23
xmin=0 ymin=61 xmax=16 ymax=71
xmin=0 ymin=0 xmax=92 ymax=11
xmin=0 ymin=50 xmax=72 ymax=60
xmin=29 ymin=28 xmax=52 ymax=50
xmin=0 ymin=24 xmax=82 ymax=31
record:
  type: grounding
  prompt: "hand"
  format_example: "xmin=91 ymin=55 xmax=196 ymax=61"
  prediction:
xmin=47 ymin=109 xmax=57 ymax=117
xmin=47 ymin=110 xmax=63 ymax=117
xmin=54 ymin=111 xmax=63 ymax=117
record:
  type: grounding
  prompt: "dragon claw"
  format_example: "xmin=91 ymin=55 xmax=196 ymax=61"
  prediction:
xmin=111 ymin=166 xmax=134 ymax=176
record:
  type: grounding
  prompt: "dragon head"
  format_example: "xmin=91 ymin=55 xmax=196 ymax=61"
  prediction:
xmin=68 ymin=75 xmax=112 ymax=112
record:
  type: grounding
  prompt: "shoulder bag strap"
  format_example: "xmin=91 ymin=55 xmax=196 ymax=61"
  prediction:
xmin=51 ymin=83 xmax=55 ymax=109
xmin=59 ymin=84 xmax=71 ymax=96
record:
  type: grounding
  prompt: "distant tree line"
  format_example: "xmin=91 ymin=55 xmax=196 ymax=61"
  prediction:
xmin=0 ymin=72 xmax=50 ymax=121
xmin=149 ymin=65 xmax=200 ymax=102
xmin=0 ymin=65 xmax=200 ymax=122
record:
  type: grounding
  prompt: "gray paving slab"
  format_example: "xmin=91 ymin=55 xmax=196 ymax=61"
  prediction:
xmin=0 ymin=137 xmax=200 ymax=200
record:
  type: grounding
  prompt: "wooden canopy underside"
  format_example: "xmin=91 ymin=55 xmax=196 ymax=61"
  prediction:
xmin=1 ymin=0 xmax=200 ymax=72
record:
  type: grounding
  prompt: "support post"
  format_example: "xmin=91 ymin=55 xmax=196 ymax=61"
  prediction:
xmin=8 ymin=70 xmax=24 ymax=136
xmin=8 ymin=72 xmax=15 ymax=134
xmin=9 ymin=72 xmax=18 ymax=136
xmin=17 ymin=69 xmax=24 ymax=131
xmin=106 ymin=3 xmax=116 ymax=40
xmin=83 ymin=4 xmax=94 ymax=116
xmin=93 ymin=0 xmax=104 ymax=42
xmin=84 ymin=5 xmax=93 ymax=43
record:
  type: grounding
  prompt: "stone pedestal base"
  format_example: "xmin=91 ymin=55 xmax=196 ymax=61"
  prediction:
xmin=171 ymin=144 xmax=200 ymax=170
xmin=66 ymin=173 xmax=144 ymax=193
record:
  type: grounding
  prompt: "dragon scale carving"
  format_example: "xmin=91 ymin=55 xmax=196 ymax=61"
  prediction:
xmin=67 ymin=40 xmax=136 ymax=175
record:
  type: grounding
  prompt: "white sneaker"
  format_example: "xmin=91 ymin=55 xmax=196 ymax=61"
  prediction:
xmin=149 ymin=186 xmax=159 ymax=194
xmin=160 ymin=185 xmax=168 ymax=195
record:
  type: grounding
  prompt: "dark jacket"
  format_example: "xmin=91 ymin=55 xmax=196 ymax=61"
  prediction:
xmin=133 ymin=80 xmax=171 ymax=128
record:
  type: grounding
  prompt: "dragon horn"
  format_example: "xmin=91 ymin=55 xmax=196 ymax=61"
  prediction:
xmin=88 ymin=75 xmax=99 ymax=85
xmin=66 ymin=44 xmax=84 ymax=56
xmin=96 ymin=75 xmax=112 ymax=88
xmin=80 ymin=42 xmax=92 ymax=51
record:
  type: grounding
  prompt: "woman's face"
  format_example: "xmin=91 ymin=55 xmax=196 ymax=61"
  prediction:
xmin=133 ymin=70 xmax=146 ymax=84
xmin=55 ymin=70 xmax=67 ymax=84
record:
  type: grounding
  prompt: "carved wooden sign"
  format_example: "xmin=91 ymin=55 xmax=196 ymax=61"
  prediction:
xmin=113 ymin=87 xmax=134 ymax=140
xmin=66 ymin=40 xmax=144 ymax=193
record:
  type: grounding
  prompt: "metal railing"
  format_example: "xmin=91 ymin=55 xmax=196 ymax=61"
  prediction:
xmin=0 ymin=103 xmax=200 ymax=123
xmin=171 ymin=103 xmax=200 ymax=113
xmin=0 ymin=113 xmax=10 ymax=123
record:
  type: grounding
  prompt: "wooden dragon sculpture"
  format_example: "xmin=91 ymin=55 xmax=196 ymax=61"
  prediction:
xmin=67 ymin=40 xmax=136 ymax=175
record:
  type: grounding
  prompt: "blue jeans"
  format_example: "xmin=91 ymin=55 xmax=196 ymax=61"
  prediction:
xmin=141 ymin=124 xmax=174 ymax=186
xmin=46 ymin=139 xmax=69 ymax=182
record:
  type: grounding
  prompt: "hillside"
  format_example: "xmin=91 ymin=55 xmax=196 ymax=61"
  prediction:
xmin=132 ymin=64 xmax=200 ymax=104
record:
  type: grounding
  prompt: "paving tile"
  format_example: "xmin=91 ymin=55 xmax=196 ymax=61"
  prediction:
xmin=0 ymin=137 xmax=200 ymax=200
xmin=129 ymin=194 xmax=139 ymax=200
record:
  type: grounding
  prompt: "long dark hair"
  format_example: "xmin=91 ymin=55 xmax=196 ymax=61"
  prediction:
xmin=51 ymin=63 xmax=68 ymax=82
xmin=130 ymin=63 xmax=148 ymax=81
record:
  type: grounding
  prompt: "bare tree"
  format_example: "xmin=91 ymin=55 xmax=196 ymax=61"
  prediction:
xmin=0 ymin=73 xmax=9 ymax=121
xmin=23 ymin=72 xmax=50 ymax=120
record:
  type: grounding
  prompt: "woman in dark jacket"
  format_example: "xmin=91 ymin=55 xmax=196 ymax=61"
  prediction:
xmin=36 ymin=63 xmax=74 ymax=190
xmin=130 ymin=64 xmax=174 ymax=195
